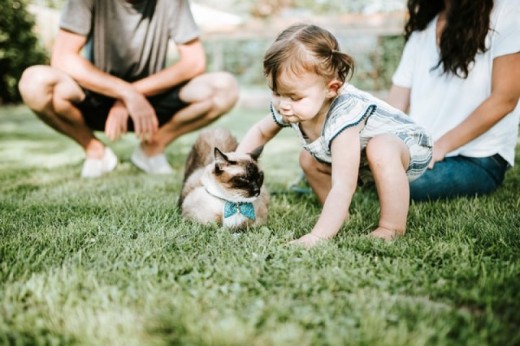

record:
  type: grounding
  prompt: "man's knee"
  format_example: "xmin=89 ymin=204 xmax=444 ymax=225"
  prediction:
xmin=212 ymin=72 xmax=238 ymax=94
xmin=18 ymin=65 xmax=55 ymax=110
xmin=19 ymin=65 xmax=51 ymax=95
xmin=210 ymin=72 xmax=239 ymax=113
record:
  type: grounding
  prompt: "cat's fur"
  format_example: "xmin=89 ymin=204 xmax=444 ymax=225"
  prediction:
xmin=178 ymin=127 xmax=269 ymax=229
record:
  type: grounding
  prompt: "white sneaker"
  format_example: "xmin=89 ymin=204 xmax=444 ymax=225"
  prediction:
xmin=81 ymin=147 xmax=118 ymax=178
xmin=130 ymin=146 xmax=173 ymax=174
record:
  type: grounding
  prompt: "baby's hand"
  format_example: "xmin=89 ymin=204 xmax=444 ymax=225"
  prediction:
xmin=289 ymin=233 xmax=326 ymax=248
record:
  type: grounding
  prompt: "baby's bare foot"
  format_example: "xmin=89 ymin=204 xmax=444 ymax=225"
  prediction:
xmin=368 ymin=227 xmax=403 ymax=241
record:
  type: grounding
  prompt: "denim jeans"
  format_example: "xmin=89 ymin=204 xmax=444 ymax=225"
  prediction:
xmin=410 ymin=154 xmax=509 ymax=201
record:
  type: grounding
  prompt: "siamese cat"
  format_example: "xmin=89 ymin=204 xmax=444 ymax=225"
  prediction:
xmin=178 ymin=128 xmax=269 ymax=229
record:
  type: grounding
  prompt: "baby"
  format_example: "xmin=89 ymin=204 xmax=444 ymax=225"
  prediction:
xmin=237 ymin=24 xmax=432 ymax=246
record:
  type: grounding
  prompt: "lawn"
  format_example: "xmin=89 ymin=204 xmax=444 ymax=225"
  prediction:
xmin=1 ymin=104 xmax=519 ymax=346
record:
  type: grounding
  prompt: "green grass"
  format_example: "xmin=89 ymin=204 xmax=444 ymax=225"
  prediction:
xmin=1 ymin=105 xmax=519 ymax=346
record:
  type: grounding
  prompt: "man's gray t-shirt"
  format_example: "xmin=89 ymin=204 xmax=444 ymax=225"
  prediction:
xmin=60 ymin=0 xmax=200 ymax=81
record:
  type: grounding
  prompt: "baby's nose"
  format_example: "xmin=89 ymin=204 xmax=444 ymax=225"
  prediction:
xmin=279 ymin=97 xmax=291 ymax=109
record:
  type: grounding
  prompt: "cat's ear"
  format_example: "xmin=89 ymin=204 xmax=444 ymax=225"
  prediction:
xmin=214 ymin=147 xmax=230 ymax=163
xmin=249 ymin=145 xmax=264 ymax=161
xmin=214 ymin=147 xmax=229 ymax=173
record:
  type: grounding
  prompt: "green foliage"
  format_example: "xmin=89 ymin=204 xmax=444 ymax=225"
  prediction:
xmin=1 ymin=106 xmax=519 ymax=345
xmin=205 ymin=35 xmax=405 ymax=91
xmin=37 ymin=0 xmax=65 ymax=9
xmin=0 ymin=0 xmax=48 ymax=104
xmin=369 ymin=34 xmax=406 ymax=90
xmin=205 ymin=38 xmax=272 ymax=86
xmin=197 ymin=0 xmax=405 ymax=16
xmin=291 ymin=0 xmax=384 ymax=14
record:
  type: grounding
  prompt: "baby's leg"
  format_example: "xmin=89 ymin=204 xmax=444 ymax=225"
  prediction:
xmin=365 ymin=134 xmax=410 ymax=240
xmin=299 ymin=149 xmax=331 ymax=204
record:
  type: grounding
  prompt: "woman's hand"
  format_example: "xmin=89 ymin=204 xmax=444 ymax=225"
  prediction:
xmin=428 ymin=140 xmax=450 ymax=169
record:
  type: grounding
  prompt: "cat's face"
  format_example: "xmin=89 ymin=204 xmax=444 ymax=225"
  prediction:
xmin=212 ymin=147 xmax=264 ymax=198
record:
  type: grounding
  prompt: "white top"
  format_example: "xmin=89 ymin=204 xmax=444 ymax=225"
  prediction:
xmin=392 ymin=0 xmax=520 ymax=166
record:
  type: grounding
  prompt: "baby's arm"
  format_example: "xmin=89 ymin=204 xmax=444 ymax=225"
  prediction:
xmin=293 ymin=126 xmax=361 ymax=247
xmin=237 ymin=115 xmax=282 ymax=153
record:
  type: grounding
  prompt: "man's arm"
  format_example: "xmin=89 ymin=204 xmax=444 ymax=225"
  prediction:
xmin=51 ymin=29 xmax=139 ymax=101
xmin=51 ymin=29 xmax=157 ymax=137
xmin=132 ymin=39 xmax=206 ymax=96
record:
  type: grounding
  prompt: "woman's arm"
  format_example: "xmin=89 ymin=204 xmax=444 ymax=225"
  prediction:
xmin=236 ymin=115 xmax=282 ymax=153
xmin=386 ymin=84 xmax=411 ymax=113
xmin=432 ymin=52 xmax=520 ymax=165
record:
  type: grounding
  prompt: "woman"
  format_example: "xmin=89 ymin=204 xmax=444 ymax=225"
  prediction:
xmin=387 ymin=0 xmax=520 ymax=201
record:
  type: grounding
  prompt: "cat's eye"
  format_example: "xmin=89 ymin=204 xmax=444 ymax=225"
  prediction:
xmin=232 ymin=176 xmax=248 ymax=185
xmin=237 ymin=177 xmax=249 ymax=184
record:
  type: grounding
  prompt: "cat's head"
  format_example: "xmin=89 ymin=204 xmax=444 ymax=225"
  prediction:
xmin=212 ymin=146 xmax=265 ymax=200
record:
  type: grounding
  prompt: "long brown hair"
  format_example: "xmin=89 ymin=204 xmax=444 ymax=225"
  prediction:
xmin=404 ymin=0 xmax=494 ymax=78
xmin=264 ymin=24 xmax=355 ymax=92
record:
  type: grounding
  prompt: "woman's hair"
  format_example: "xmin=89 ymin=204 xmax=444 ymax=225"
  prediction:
xmin=404 ymin=0 xmax=494 ymax=78
xmin=264 ymin=24 xmax=355 ymax=92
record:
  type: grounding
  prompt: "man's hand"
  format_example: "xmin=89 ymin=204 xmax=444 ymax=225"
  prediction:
xmin=122 ymin=89 xmax=158 ymax=141
xmin=105 ymin=100 xmax=129 ymax=141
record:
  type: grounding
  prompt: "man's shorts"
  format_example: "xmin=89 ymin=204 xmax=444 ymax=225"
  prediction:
xmin=73 ymin=83 xmax=189 ymax=131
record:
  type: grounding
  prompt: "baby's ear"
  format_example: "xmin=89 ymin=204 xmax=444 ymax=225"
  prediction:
xmin=249 ymin=145 xmax=264 ymax=161
xmin=327 ymin=80 xmax=342 ymax=97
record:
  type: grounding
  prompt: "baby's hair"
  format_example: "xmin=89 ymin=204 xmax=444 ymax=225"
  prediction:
xmin=264 ymin=24 xmax=355 ymax=92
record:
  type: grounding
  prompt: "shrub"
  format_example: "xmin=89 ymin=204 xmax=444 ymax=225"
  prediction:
xmin=0 ymin=0 xmax=48 ymax=104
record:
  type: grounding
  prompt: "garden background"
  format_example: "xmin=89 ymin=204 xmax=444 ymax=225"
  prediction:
xmin=1 ymin=1 xmax=519 ymax=345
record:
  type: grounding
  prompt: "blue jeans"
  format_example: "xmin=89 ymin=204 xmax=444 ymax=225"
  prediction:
xmin=410 ymin=154 xmax=509 ymax=201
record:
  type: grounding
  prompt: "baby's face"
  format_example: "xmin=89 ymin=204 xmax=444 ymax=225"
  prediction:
xmin=270 ymin=71 xmax=333 ymax=124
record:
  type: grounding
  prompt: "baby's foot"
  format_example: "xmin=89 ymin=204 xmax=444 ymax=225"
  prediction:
xmin=368 ymin=227 xmax=403 ymax=241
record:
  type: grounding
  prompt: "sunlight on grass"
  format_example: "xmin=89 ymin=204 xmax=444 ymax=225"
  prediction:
xmin=1 ymin=139 xmax=84 ymax=168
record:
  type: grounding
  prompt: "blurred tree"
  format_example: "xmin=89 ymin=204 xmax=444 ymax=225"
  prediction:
xmin=31 ymin=0 xmax=64 ymax=8
xmin=0 ymin=0 xmax=48 ymax=104
xmin=250 ymin=0 xmax=292 ymax=18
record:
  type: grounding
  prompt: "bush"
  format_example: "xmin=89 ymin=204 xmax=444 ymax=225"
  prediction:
xmin=371 ymin=34 xmax=405 ymax=90
xmin=0 ymin=0 xmax=48 ymax=104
